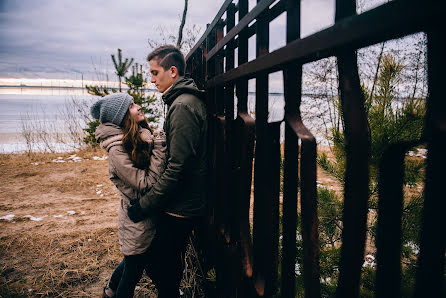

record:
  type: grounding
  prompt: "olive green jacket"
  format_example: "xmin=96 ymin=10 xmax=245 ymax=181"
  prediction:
xmin=139 ymin=77 xmax=208 ymax=217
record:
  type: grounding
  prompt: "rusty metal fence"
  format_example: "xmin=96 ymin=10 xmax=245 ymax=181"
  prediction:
xmin=185 ymin=0 xmax=445 ymax=297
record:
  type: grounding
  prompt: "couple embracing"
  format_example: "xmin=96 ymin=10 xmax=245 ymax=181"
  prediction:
xmin=91 ymin=45 xmax=208 ymax=297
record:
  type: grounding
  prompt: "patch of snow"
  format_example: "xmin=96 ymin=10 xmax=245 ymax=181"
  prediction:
xmin=96 ymin=184 xmax=103 ymax=187
xmin=417 ymin=148 xmax=427 ymax=154
xmin=406 ymin=242 xmax=420 ymax=255
xmin=53 ymin=214 xmax=64 ymax=218
xmin=408 ymin=148 xmax=427 ymax=159
xmin=295 ymin=262 xmax=301 ymax=275
xmin=363 ymin=254 xmax=376 ymax=268
xmin=0 ymin=214 xmax=15 ymax=221
xmin=67 ymin=154 xmax=83 ymax=162
xmin=23 ymin=215 xmax=47 ymax=221
xmin=52 ymin=159 xmax=66 ymax=163
xmin=96 ymin=190 xmax=102 ymax=194
xmin=321 ymin=277 xmax=332 ymax=284
xmin=67 ymin=210 xmax=76 ymax=215
xmin=296 ymin=232 xmax=302 ymax=241
xmin=93 ymin=155 xmax=108 ymax=161
xmin=31 ymin=162 xmax=39 ymax=165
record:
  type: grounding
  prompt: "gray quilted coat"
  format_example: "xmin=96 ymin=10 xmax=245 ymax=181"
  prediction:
xmin=95 ymin=123 xmax=166 ymax=256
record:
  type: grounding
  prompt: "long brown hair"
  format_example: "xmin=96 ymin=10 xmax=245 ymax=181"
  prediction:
xmin=121 ymin=111 xmax=152 ymax=170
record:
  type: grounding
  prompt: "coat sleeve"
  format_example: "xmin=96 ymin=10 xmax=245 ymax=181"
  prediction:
xmin=139 ymin=102 xmax=201 ymax=211
xmin=108 ymin=147 xmax=153 ymax=194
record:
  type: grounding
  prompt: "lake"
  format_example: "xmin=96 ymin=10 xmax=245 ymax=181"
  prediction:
xmin=0 ymin=87 xmax=329 ymax=153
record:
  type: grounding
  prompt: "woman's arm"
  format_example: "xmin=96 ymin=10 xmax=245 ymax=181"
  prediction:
xmin=108 ymin=146 xmax=156 ymax=194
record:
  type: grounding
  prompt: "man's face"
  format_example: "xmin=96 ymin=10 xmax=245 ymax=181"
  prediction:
xmin=149 ymin=58 xmax=175 ymax=93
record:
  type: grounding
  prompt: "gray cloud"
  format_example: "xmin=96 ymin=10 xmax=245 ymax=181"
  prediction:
xmin=0 ymin=0 xmax=338 ymax=81
xmin=0 ymin=0 xmax=216 ymax=80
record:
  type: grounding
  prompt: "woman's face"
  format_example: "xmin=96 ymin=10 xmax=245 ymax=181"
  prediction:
xmin=128 ymin=101 xmax=145 ymax=123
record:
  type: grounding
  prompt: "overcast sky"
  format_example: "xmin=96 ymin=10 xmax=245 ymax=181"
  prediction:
xmin=0 ymin=0 xmax=375 ymax=82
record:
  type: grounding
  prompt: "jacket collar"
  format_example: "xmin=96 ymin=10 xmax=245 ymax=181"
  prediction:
xmin=162 ymin=77 xmax=205 ymax=107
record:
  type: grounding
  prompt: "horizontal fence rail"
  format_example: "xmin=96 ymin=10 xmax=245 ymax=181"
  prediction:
xmin=185 ymin=0 xmax=445 ymax=297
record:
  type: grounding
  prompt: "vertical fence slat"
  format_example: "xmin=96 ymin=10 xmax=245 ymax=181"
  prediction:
xmin=281 ymin=0 xmax=301 ymax=297
xmin=220 ymin=4 xmax=240 ymax=297
xmin=282 ymin=2 xmax=322 ymax=297
xmin=233 ymin=1 xmax=256 ymax=295
xmin=282 ymin=114 xmax=299 ymax=298
xmin=224 ymin=4 xmax=236 ymax=237
xmin=209 ymin=20 xmax=233 ymax=297
xmin=335 ymin=0 xmax=371 ymax=297
xmin=204 ymin=25 xmax=220 ymax=287
xmin=236 ymin=0 xmax=249 ymax=115
xmin=414 ymin=27 xmax=446 ymax=298
xmin=376 ymin=141 xmax=418 ymax=298
xmin=252 ymin=1 xmax=280 ymax=296
xmin=299 ymin=126 xmax=320 ymax=298
xmin=206 ymin=25 xmax=217 ymax=222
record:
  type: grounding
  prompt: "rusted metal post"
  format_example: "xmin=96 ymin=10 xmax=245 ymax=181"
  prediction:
xmin=335 ymin=0 xmax=371 ymax=297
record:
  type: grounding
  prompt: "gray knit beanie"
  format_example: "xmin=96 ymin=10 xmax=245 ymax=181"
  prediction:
xmin=90 ymin=92 xmax=133 ymax=126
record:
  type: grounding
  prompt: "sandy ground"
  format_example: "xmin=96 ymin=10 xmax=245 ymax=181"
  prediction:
xmin=0 ymin=147 xmax=342 ymax=297
xmin=0 ymin=149 xmax=147 ymax=297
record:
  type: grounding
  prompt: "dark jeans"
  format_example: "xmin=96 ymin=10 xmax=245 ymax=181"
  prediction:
xmin=148 ymin=213 xmax=199 ymax=298
xmin=108 ymin=254 xmax=151 ymax=298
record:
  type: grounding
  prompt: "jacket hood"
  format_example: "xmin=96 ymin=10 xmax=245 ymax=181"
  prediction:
xmin=162 ymin=77 xmax=206 ymax=106
xmin=95 ymin=123 xmax=123 ymax=142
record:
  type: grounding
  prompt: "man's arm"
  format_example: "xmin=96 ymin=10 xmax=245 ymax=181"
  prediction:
xmin=139 ymin=102 xmax=202 ymax=212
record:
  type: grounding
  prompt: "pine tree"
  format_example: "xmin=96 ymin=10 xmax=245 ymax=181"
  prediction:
xmin=111 ymin=48 xmax=134 ymax=92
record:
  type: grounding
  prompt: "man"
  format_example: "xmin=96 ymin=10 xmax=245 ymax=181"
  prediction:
xmin=127 ymin=45 xmax=208 ymax=297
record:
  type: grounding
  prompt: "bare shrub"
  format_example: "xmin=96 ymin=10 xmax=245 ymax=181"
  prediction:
xmin=59 ymin=95 xmax=98 ymax=149
xmin=18 ymin=95 xmax=98 ymax=153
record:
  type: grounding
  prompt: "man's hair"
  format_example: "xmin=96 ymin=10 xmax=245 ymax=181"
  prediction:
xmin=147 ymin=45 xmax=185 ymax=76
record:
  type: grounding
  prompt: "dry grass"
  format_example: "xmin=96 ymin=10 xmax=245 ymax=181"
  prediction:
xmin=0 ymin=228 xmax=120 ymax=297
xmin=0 ymin=149 xmax=205 ymax=297
xmin=0 ymin=148 xmax=122 ymax=297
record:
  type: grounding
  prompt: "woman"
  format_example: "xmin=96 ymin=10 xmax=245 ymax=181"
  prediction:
xmin=90 ymin=92 xmax=166 ymax=297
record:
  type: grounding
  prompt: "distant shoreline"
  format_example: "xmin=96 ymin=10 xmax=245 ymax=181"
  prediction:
xmin=0 ymin=85 xmax=160 ymax=92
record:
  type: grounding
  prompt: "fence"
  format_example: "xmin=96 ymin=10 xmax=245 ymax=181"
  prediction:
xmin=185 ymin=0 xmax=445 ymax=297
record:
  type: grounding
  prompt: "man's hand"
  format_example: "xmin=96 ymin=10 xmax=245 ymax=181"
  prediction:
xmin=127 ymin=200 xmax=147 ymax=223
